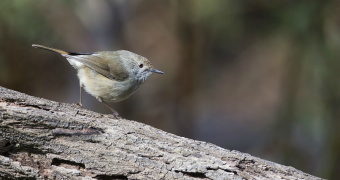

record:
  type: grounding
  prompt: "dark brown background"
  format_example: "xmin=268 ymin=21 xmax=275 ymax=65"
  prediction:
xmin=0 ymin=1 xmax=339 ymax=179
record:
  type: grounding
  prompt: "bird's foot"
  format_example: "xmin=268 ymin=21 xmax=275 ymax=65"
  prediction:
xmin=101 ymin=100 xmax=121 ymax=118
xmin=113 ymin=112 xmax=121 ymax=118
xmin=75 ymin=102 xmax=83 ymax=108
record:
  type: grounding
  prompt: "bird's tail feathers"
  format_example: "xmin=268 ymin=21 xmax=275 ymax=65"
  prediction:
xmin=32 ymin=44 xmax=69 ymax=55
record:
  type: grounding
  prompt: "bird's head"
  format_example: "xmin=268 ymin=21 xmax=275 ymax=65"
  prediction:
xmin=117 ymin=50 xmax=164 ymax=83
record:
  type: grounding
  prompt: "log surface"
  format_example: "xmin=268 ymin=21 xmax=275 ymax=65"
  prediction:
xmin=0 ymin=86 xmax=323 ymax=179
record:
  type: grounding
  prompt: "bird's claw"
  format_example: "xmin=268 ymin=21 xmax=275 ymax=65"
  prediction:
xmin=112 ymin=112 xmax=121 ymax=118
xmin=75 ymin=102 xmax=83 ymax=108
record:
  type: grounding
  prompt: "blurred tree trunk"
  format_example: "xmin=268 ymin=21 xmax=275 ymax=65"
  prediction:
xmin=175 ymin=0 xmax=204 ymax=139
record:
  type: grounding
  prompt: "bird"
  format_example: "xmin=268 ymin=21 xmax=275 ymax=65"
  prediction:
xmin=32 ymin=44 xmax=164 ymax=117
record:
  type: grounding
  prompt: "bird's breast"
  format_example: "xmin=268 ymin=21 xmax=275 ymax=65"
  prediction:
xmin=77 ymin=67 xmax=140 ymax=102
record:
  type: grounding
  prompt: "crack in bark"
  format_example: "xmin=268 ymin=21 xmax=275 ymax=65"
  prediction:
xmin=175 ymin=170 xmax=211 ymax=179
xmin=94 ymin=174 xmax=128 ymax=180
xmin=51 ymin=158 xmax=85 ymax=170
xmin=52 ymin=128 xmax=100 ymax=136
xmin=20 ymin=104 xmax=51 ymax=112
xmin=0 ymin=140 xmax=12 ymax=156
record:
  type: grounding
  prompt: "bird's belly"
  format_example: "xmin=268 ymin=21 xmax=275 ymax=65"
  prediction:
xmin=77 ymin=67 xmax=137 ymax=102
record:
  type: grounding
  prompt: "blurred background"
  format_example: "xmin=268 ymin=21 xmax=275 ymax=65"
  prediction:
xmin=0 ymin=0 xmax=339 ymax=178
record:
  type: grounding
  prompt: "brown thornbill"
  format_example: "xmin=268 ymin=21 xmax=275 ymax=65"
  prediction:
xmin=32 ymin=44 xmax=164 ymax=117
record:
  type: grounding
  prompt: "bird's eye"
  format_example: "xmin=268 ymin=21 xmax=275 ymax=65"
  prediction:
xmin=139 ymin=64 xmax=143 ymax=68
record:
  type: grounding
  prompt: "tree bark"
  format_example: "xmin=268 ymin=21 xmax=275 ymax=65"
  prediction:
xmin=0 ymin=86 xmax=323 ymax=180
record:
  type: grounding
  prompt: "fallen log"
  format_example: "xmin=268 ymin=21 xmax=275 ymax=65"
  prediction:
xmin=0 ymin=86 xmax=322 ymax=179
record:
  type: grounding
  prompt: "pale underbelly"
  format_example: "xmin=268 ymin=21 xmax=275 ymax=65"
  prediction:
xmin=77 ymin=67 xmax=138 ymax=102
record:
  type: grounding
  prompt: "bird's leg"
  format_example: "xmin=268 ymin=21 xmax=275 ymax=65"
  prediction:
xmin=80 ymin=83 xmax=83 ymax=106
xmin=101 ymin=99 xmax=120 ymax=117
xmin=76 ymin=83 xmax=83 ymax=108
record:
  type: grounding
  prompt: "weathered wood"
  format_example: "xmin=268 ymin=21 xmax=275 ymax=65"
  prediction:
xmin=0 ymin=86 xmax=323 ymax=180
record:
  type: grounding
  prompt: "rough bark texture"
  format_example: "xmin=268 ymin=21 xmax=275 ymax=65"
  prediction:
xmin=0 ymin=86 xmax=323 ymax=180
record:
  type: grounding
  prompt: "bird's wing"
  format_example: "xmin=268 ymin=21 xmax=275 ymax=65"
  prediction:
xmin=63 ymin=53 xmax=129 ymax=81
xmin=32 ymin=44 xmax=129 ymax=81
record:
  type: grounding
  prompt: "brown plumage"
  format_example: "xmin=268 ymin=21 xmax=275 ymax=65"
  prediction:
xmin=32 ymin=44 xmax=164 ymax=117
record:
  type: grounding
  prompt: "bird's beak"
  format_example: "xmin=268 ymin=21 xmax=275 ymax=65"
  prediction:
xmin=150 ymin=68 xmax=164 ymax=74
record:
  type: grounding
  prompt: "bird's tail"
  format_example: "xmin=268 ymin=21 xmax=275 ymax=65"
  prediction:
xmin=32 ymin=44 xmax=69 ymax=55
